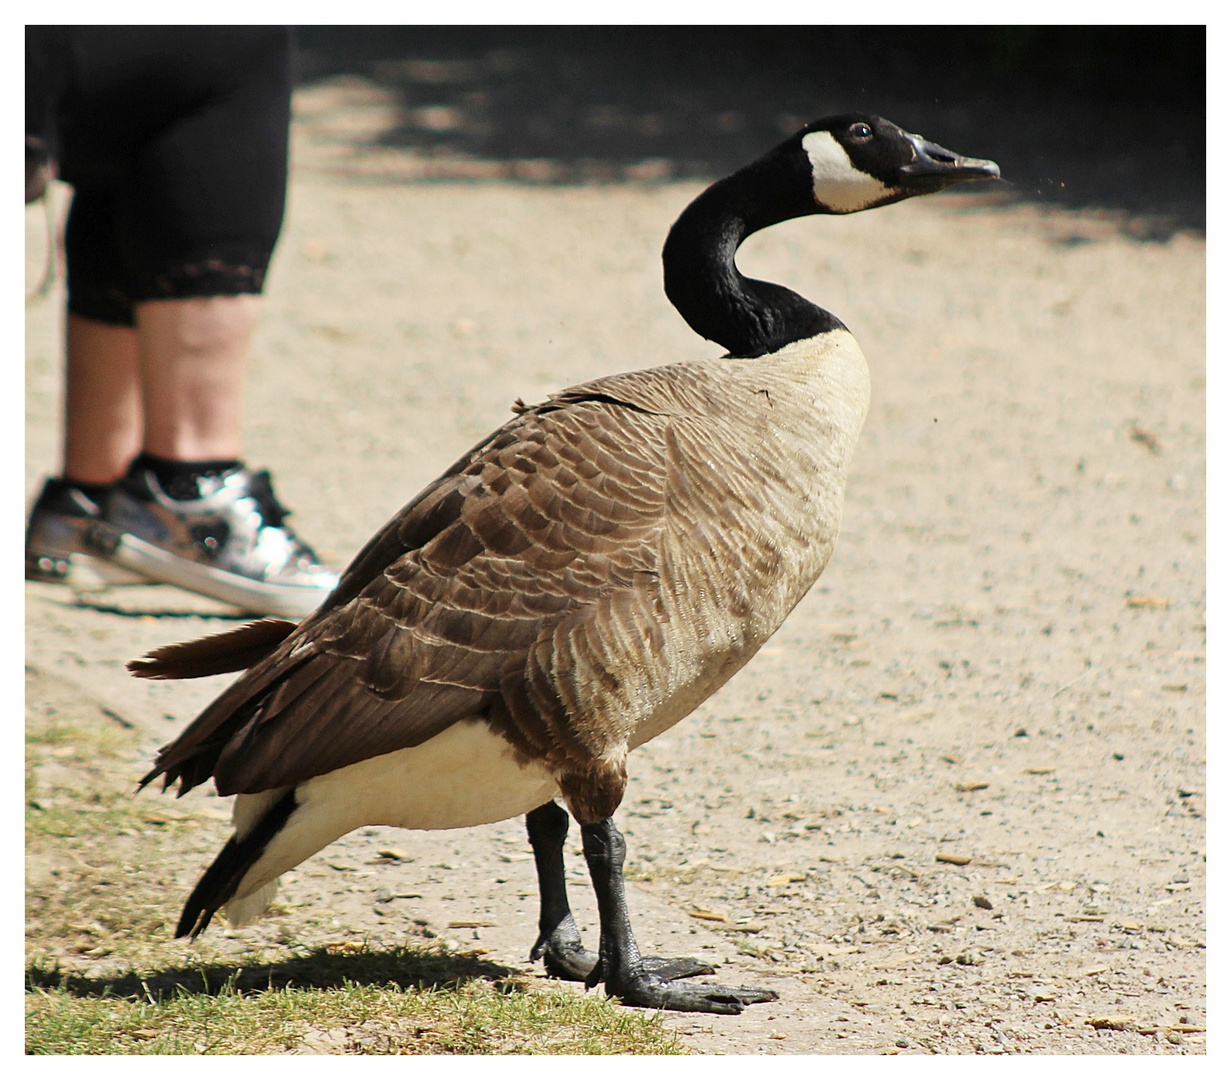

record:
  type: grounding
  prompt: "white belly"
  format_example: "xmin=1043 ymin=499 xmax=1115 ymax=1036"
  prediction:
xmin=224 ymin=719 xmax=559 ymax=924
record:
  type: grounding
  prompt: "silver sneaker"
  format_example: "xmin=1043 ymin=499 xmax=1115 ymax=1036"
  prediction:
xmin=84 ymin=464 xmax=339 ymax=618
xmin=25 ymin=479 xmax=146 ymax=589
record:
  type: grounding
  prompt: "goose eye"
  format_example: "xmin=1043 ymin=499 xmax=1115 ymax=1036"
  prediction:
xmin=849 ymin=122 xmax=873 ymax=142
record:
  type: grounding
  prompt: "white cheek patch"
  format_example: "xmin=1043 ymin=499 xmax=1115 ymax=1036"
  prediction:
xmin=802 ymin=130 xmax=894 ymax=213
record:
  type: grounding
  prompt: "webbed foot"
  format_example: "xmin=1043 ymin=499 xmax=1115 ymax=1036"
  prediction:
xmin=530 ymin=920 xmax=599 ymax=981
xmin=580 ymin=817 xmax=777 ymax=1014
xmin=606 ymin=964 xmax=777 ymax=1014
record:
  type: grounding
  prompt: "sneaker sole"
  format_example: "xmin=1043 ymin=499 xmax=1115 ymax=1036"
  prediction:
xmin=26 ymin=550 xmax=151 ymax=590
xmin=85 ymin=522 xmax=335 ymax=619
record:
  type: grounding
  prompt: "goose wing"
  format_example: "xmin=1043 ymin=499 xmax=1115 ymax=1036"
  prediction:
xmin=144 ymin=390 xmax=678 ymax=798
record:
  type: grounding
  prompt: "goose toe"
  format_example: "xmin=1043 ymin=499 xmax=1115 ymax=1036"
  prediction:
xmin=607 ymin=967 xmax=778 ymax=1015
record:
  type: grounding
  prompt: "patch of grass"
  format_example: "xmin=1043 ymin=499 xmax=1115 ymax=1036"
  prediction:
xmin=26 ymin=851 xmax=183 ymax=958
xmin=26 ymin=772 xmax=214 ymax=964
xmin=25 ymin=682 xmax=136 ymax=767
xmin=24 ymin=682 xmax=686 ymax=1056
xmin=26 ymin=946 xmax=686 ymax=1054
xmin=26 ymin=687 xmax=143 ymax=809
xmin=26 ymin=796 xmax=201 ymax=841
xmin=25 ymin=716 xmax=129 ymax=753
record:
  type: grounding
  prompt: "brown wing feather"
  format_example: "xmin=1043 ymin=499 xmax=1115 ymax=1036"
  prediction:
xmin=128 ymin=618 xmax=299 ymax=680
xmin=144 ymin=396 xmax=675 ymax=797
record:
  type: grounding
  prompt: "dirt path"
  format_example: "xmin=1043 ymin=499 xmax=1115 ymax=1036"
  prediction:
xmin=25 ymin=76 xmax=1204 ymax=1055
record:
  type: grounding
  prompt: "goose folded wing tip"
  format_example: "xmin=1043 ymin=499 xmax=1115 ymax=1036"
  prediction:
xmin=127 ymin=618 xmax=300 ymax=680
xmin=127 ymin=654 xmax=174 ymax=680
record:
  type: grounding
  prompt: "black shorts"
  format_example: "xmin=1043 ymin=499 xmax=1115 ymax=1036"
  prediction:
xmin=26 ymin=27 xmax=292 ymax=326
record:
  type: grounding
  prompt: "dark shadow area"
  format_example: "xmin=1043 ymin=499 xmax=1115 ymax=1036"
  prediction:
xmin=294 ymin=25 xmax=1204 ymax=236
xmin=27 ymin=944 xmax=523 ymax=1001
xmin=67 ymin=601 xmax=252 ymax=621
xmin=28 ymin=591 xmax=254 ymax=621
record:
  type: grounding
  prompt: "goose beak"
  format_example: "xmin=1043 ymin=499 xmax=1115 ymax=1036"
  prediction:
xmin=900 ymin=133 xmax=1001 ymax=191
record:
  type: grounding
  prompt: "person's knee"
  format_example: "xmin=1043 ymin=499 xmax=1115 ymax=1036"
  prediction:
xmin=136 ymin=295 xmax=262 ymax=355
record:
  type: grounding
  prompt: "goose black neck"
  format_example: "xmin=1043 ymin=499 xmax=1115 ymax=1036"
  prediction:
xmin=662 ymin=144 xmax=845 ymax=359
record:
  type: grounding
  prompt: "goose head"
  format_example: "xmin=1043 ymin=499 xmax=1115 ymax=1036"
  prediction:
xmin=799 ymin=113 xmax=1001 ymax=213
xmin=662 ymin=113 xmax=1001 ymax=357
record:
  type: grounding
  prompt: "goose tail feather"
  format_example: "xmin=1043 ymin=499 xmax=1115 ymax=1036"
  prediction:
xmin=176 ymin=789 xmax=298 ymax=938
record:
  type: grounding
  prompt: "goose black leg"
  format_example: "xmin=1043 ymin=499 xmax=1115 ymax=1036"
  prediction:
xmin=581 ymin=817 xmax=778 ymax=1014
xmin=526 ymin=802 xmax=716 ymax=984
xmin=526 ymin=800 xmax=599 ymax=980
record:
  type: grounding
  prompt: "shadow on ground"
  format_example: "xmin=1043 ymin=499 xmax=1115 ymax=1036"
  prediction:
xmin=27 ymin=586 xmax=259 ymax=622
xmin=27 ymin=944 xmax=522 ymax=1000
xmin=293 ymin=26 xmax=1204 ymax=237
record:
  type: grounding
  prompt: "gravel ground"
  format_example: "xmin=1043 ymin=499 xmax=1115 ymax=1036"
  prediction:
xmin=25 ymin=63 xmax=1205 ymax=1055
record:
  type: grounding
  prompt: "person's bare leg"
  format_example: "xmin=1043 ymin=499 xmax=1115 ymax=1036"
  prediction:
xmin=136 ymin=295 xmax=261 ymax=462
xmin=62 ymin=314 xmax=143 ymax=486
xmin=60 ymin=293 xmax=335 ymax=615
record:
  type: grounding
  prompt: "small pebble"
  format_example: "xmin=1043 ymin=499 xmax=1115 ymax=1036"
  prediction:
xmin=1167 ymin=1031 xmax=1184 ymax=1045
xmin=896 ymin=1038 xmax=910 ymax=1048
xmin=376 ymin=848 xmax=411 ymax=861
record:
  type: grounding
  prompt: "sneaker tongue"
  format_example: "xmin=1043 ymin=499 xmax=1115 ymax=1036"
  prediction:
xmin=243 ymin=469 xmax=290 ymax=528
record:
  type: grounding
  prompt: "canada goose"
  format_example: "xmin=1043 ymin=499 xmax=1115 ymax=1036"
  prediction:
xmin=133 ymin=114 xmax=999 ymax=1014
